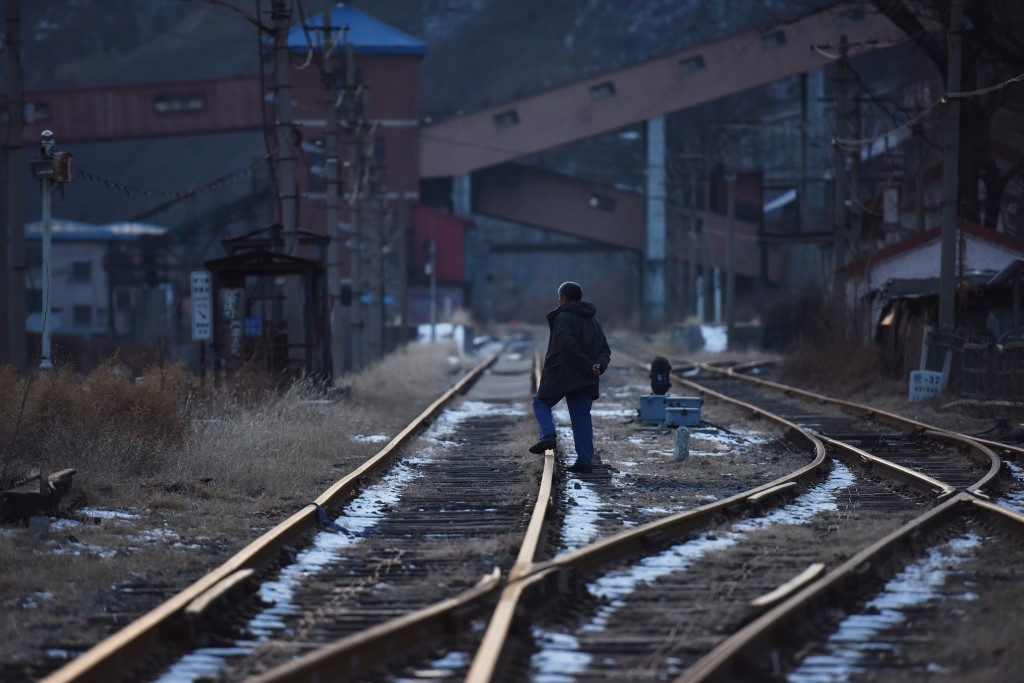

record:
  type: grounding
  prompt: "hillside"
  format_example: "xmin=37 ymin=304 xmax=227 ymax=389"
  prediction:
xmin=10 ymin=0 xmax=836 ymax=119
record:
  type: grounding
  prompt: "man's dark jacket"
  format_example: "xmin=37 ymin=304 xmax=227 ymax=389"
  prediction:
xmin=537 ymin=300 xmax=612 ymax=400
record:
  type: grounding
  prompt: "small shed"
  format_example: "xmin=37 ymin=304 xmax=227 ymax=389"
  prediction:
xmin=844 ymin=220 xmax=1024 ymax=336
xmin=204 ymin=224 xmax=328 ymax=377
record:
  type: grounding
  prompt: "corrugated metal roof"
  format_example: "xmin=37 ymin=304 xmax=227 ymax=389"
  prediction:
xmin=288 ymin=7 xmax=427 ymax=56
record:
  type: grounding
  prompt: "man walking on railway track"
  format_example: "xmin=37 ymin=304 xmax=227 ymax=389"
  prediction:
xmin=530 ymin=281 xmax=611 ymax=474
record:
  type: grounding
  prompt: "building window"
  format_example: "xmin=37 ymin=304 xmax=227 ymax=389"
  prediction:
xmin=73 ymin=305 xmax=92 ymax=327
xmin=153 ymin=92 xmax=206 ymax=114
xmin=589 ymin=81 xmax=616 ymax=101
xmin=116 ymin=290 xmax=132 ymax=311
xmin=493 ymin=110 xmax=519 ymax=129
xmin=589 ymin=193 xmax=616 ymax=212
xmin=679 ymin=55 xmax=706 ymax=75
xmin=374 ymin=137 xmax=387 ymax=167
xmin=72 ymin=261 xmax=92 ymax=280
xmin=761 ymin=30 xmax=787 ymax=49
xmin=26 ymin=288 xmax=42 ymax=313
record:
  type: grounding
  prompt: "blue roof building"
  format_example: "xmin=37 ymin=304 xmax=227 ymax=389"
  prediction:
xmin=286 ymin=6 xmax=427 ymax=56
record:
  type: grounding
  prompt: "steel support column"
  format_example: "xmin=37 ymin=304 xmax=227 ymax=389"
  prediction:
xmin=645 ymin=116 xmax=666 ymax=327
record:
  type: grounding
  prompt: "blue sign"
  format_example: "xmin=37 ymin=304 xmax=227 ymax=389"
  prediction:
xmin=245 ymin=316 xmax=263 ymax=337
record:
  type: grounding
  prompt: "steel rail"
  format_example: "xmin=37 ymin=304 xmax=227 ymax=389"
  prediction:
xmin=245 ymin=569 xmax=504 ymax=683
xmin=463 ymin=350 xmax=556 ymax=682
xmin=240 ymin=348 xmax=557 ymax=683
xmin=40 ymin=349 xmax=503 ymax=683
xmin=702 ymin=361 xmax=1017 ymax=495
xmin=821 ymin=434 xmax=957 ymax=497
xmin=454 ymin=351 xmax=830 ymax=683
xmin=514 ymin=373 xmax=827 ymax=582
xmin=724 ymin=360 xmax=1024 ymax=466
xmin=709 ymin=359 xmax=939 ymax=431
xmin=674 ymin=491 xmax=977 ymax=683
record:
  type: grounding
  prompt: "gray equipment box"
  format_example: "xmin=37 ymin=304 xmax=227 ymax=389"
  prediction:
xmin=639 ymin=395 xmax=703 ymax=426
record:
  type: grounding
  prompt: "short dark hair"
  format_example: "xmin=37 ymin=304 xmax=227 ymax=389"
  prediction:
xmin=558 ymin=281 xmax=583 ymax=301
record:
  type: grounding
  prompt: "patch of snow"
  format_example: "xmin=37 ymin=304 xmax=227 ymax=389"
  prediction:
xmin=351 ymin=433 xmax=390 ymax=443
xmin=701 ymin=325 xmax=727 ymax=353
xmin=531 ymin=463 xmax=855 ymax=678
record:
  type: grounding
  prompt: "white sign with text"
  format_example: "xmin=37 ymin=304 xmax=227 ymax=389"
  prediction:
xmin=191 ymin=271 xmax=212 ymax=341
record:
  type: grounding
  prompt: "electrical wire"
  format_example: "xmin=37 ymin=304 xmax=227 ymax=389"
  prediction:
xmin=75 ymin=157 xmax=266 ymax=199
xmin=830 ymin=69 xmax=1024 ymax=152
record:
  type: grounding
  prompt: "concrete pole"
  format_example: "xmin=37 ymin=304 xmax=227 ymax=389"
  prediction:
xmin=915 ymin=125 xmax=926 ymax=231
xmin=345 ymin=39 xmax=364 ymax=370
xmin=365 ymin=129 xmax=383 ymax=363
xmin=645 ymin=116 xmax=667 ymax=328
xmin=851 ymin=99 xmax=862 ymax=258
xmin=452 ymin=173 xmax=471 ymax=216
xmin=832 ymin=35 xmax=849 ymax=293
xmin=725 ymin=173 xmax=736 ymax=349
xmin=799 ymin=72 xmax=808 ymax=236
xmin=322 ymin=2 xmax=345 ymax=380
xmin=272 ymin=0 xmax=304 ymax=368
xmin=702 ymin=155 xmax=715 ymax=322
xmin=3 ymin=0 xmax=26 ymax=368
xmin=687 ymin=168 xmax=700 ymax=319
xmin=939 ymin=0 xmax=963 ymax=337
xmin=428 ymin=240 xmax=437 ymax=342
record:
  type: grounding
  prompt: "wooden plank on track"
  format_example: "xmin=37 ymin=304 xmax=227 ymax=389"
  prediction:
xmin=750 ymin=563 xmax=826 ymax=608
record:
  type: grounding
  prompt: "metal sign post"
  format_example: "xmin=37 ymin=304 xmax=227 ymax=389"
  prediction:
xmin=191 ymin=271 xmax=212 ymax=379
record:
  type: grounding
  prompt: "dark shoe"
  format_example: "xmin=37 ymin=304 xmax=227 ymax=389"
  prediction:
xmin=567 ymin=461 xmax=593 ymax=474
xmin=529 ymin=436 xmax=556 ymax=454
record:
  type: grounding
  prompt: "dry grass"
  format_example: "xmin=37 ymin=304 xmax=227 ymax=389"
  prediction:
xmin=0 ymin=340 xmax=468 ymax=505
xmin=776 ymin=296 xmax=885 ymax=396
xmin=0 ymin=340 xmax=479 ymax=677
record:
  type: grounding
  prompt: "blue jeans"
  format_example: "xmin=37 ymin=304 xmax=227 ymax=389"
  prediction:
xmin=532 ymin=391 xmax=594 ymax=466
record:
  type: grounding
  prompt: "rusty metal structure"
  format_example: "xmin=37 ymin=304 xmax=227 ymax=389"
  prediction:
xmin=204 ymin=224 xmax=328 ymax=378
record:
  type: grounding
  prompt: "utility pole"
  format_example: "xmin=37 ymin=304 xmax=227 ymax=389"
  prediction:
xmin=717 ymin=129 xmax=738 ymax=344
xmin=427 ymin=239 xmax=437 ymax=342
xmin=322 ymin=2 xmax=345 ymax=379
xmin=939 ymin=0 xmax=963 ymax=338
xmin=3 ymin=0 xmax=26 ymax=368
xmin=645 ymin=116 xmax=667 ymax=329
xmin=272 ymin=0 xmax=303 ymax=370
xmin=832 ymin=34 xmax=849 ymax=293
xmin=851 ymin=97 xmax=862 ymax=259
xmin=363 ymin=124 xmax=383 ymax=362
xmin=687 ymin=165 xmax=699 ymax=319
xmin=701 ymin=145 xmax=715 ymax=323
xmin=345 ymin=37 xmax=364 ymax=370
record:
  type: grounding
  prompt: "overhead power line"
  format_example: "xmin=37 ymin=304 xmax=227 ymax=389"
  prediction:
xmin=831 ymin=71 xmax=1024 ymax=151
xmin=75 ymin=157 xmax=266 ymax=199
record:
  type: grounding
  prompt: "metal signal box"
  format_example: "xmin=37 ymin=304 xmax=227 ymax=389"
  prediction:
xmin=638 ymin=395 xmax=703 ymax=426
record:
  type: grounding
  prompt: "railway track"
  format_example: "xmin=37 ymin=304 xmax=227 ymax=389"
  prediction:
xmin=41 ymin=344 xmax=537 ymax=683
xmin=671 ymin=358 xmax=1024 ymax=681
xmin=35 ymin=341 xmax=1024 ymax=682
